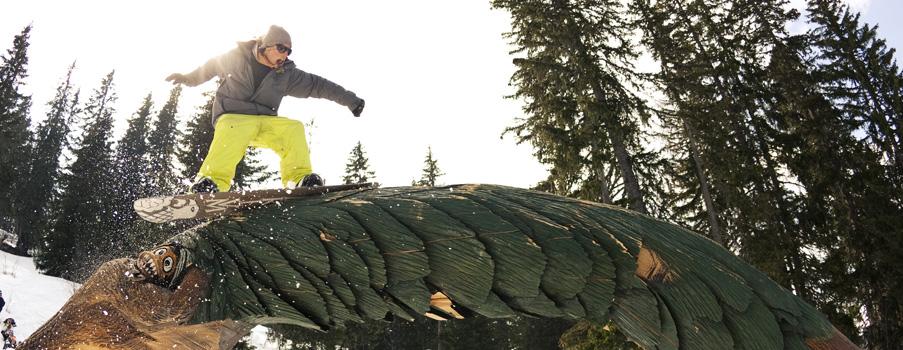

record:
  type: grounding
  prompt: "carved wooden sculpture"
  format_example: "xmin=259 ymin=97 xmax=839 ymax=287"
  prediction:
xmin=23 ymin=185 xmax=859 ymax=349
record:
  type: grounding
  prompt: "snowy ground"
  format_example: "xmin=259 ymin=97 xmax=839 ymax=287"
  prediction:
xmin=0 ymin=251 xmax=76 ymax=341
xmin=0 ymin=250 xmax=278 ymax=349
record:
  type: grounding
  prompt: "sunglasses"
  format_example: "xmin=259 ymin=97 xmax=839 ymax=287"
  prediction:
xmin=275 ymin=44 xmax=292 ymax=56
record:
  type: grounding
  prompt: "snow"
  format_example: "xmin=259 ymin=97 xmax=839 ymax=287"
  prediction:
xmin=0 ymin=249 xmax=278 ymax=348
xmin=0 ymin=250 xmax=76 ymax=341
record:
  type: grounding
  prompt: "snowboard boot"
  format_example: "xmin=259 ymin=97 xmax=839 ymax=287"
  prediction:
xmin=190 ymin=177 xmax=219 ymax=193
xmin=299 ymin=173 xmax=324 ymax=187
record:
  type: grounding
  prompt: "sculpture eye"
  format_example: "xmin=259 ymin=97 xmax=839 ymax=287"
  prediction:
xmin=163 ymin=257 xmax=174 ymax=272
xmin=155 ymin=248 xmax=167 ymax=256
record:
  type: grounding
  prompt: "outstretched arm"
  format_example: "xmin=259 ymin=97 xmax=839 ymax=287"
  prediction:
xmin=287 ymin=70 xmax=365 ymax=117
xmin=166 ymin=54 xmax=226 ymax=87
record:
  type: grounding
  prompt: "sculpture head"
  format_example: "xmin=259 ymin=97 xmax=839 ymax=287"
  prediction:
xmin=129 ymin=241 xmax=192 ymax=288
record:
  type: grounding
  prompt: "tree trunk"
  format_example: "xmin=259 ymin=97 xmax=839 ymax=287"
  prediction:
xmin=551 ymin=0 xmax=648 ymax=214
xmin=13 ymin=218 xmax=29 ymax=256
xmin=751 ymin=115 xmax=811 ymax=300
xmin=591 ymin=138 xmax=614 ymax=204
xmin=591 ymin=89 xmax=648 ymax=214
xmin=683 ymin=119 xmax=724 ymax=245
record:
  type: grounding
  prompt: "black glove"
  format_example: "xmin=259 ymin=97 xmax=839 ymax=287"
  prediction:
xmin=165 ymin=73 xmax=188 ymax=85
xmin=350 ymin=99 xmax=365 ymax=117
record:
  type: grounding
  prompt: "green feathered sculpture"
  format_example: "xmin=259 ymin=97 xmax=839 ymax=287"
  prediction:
xmin=24 ymin=185 xmax=859 ymax=349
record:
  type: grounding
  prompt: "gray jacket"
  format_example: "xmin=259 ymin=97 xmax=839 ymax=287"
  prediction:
xmin=181 ymin=40 xmax=363 ymax=125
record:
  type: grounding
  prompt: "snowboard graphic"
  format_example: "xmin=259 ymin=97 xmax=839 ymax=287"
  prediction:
xmin=134 ymin=183 xmax=374 ymax=223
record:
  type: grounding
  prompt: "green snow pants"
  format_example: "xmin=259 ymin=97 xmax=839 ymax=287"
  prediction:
xmin=197 ymin=114 xmax=312 ymax=191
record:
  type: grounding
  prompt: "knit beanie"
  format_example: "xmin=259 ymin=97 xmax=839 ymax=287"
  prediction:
xmin=260 ymin=25 xmax=292 ymax=48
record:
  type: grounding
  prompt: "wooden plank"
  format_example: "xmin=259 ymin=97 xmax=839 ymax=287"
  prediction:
xmin=134 ymin=183 xmax=374 ymax=223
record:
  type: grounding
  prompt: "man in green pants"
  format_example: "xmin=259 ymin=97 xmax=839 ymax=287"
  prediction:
xmin=166 ymin=25 xmax=365 ymax=193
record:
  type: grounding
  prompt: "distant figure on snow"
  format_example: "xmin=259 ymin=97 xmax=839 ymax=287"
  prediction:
xmin=0 ymin=290 xmax=5 ymax=313
xmin=166 ymin=25 xmax=366 ymax=193
xmin=1 ymin=318 xmax=16 ymax=348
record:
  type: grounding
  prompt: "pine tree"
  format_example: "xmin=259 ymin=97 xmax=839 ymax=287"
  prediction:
xmin=492 ymin=0 xmax=663 ymax=215
xmin=233 ymin=152 xmax=274 ymax=190
xmin=416 ymin=146 xmax=444 ymax=187
xmin=633 ymin=0 xmax=725 ymax=243
xmin=637 ymin=0 xmax=751 ymax=244
xmin=147 ymin=85 xmax=182 ymax=194
xmin=39 ymin=71 xmax=118 ymax=280
xmin=491 ymin=1 xmax=672 ymax=345
xmin=0 ymin=25 xmax=33 ymax=225
xmin=763 ymin=34 xmax=894 ymax=344
xmin=13 ymin=63 xmax=78 ymax=256
xmin=636 ymin=1 xmax=903 ymax=346
xmin=101 ymin=91 xmax=156 ymax=248
xmin=178 ymin=90 xmax=212 ymax=179
xmin=114 ymin=93 xmax=154 ymax=202
xmin=718 ymin=1 xmax=814 ymax=301
xmin=804 ymin=1 xmax=903 ymax=346
xmin=342 ymin=141 xmax=376 ymax=184
xmin=635 ymin=0 xmax=820 ymax=301
xmin=807 ymin=0 xmax=903 ymax=197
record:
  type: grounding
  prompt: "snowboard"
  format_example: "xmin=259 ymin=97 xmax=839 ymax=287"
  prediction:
xmin=133 ymin=183 xmax=374 ymax=223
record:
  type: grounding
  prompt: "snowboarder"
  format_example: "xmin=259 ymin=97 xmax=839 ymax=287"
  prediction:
xmin=1 ymin=318 xmax=15 ymax=348
xmin=0 ymin=291 xmax=5 ymax=313
xmin=166 ymin=25 xmax=366 ymax=193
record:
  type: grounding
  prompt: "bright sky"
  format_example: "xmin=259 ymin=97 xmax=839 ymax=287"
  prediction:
xmin=2 ymin=1 xmax=901 ymax=190
xmin=1 ymin=1 xmax=547 ymax=189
